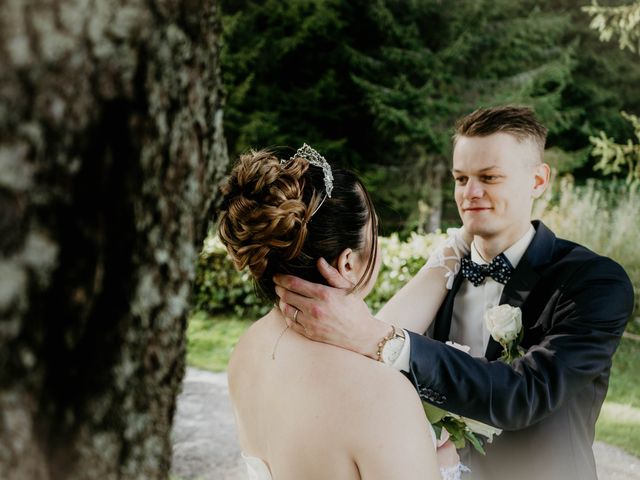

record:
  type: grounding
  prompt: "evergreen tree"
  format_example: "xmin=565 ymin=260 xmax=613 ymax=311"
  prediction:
xmin=584 ymin=0 xmax=640 ymax=53
xmin=220 ymin=0 xmax=640 ymax=231
xmin=584 ymin=1 xmax=640 ymax=184
xmin=591 ymin=112 xmax=640 ymax=184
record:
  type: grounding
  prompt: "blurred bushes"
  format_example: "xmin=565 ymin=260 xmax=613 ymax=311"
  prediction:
xmin=367 ymin=232 xmax=443 ymax=314
xmin=193 ymin=231 xmax=446 ymax=318
xmin=194 ymin=236 xmax=272 ymax=318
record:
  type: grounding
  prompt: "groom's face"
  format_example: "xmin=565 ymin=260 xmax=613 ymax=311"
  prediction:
xmin=452 ymin=132 xmax=546 ymax=241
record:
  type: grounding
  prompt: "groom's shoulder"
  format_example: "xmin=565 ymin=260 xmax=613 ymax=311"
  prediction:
xmin=546 ymin=230 xmax=630 ymax=286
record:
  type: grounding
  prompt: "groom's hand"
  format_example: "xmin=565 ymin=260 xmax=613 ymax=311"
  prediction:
xmin=273 ymin=258 xmax=391 ymax=358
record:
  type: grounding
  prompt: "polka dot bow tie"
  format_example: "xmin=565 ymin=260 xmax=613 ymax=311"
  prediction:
xmin=461 ymin=254 xmax=514 ymax=287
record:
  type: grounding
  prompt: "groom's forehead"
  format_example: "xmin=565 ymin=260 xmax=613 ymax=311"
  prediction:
xmin=452 ymin=164 xmax=503 ymax=175
xmin=454 ymin=132 xmax=533 ymax=154
xmin=452 ymin=136 xmax=538 ymax=171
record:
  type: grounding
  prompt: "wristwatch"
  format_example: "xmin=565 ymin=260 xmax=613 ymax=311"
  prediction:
xmin=380 ymin=327 xmax=406 ymax=365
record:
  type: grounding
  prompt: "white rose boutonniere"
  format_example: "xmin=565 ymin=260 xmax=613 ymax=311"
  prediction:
xmin=485 ymin=304 xmax=525 ymax=364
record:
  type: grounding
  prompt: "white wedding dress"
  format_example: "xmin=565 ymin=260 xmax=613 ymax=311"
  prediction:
xmin=241 ymin=426 xmax=469 ymax=479
xmin=241 ymin=452 xmax=273 ymax=480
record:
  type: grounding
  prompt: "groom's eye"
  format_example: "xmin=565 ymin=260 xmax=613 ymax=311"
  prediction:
xmin=455 ymin=176 xmax=467 ymax=185
xmin=482 ymin=175 xmax=498 ymax=182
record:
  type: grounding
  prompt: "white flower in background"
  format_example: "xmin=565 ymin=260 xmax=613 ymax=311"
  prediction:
xmin=484 ymin=304 xmax=522 ymax=344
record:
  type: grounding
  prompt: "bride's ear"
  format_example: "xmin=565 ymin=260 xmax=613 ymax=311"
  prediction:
xmin=335 ymin=248 xmax=361 ymax=285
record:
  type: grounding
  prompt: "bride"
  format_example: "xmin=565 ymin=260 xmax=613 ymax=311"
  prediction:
xmin=218 ymin=145 xmax=469 ymax=479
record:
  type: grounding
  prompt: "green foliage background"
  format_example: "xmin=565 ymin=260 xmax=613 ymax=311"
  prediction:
xmin=202 ymin=0 xmax=640 ymax=336
xmin=219 ymin=0 xmax=640 ymax=232
xmin=190 ymin=0 xmax=640 ymax=458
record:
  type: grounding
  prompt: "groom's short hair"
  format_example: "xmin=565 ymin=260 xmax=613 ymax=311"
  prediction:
xmin=453 ymin=105 xmax=548 ymax=162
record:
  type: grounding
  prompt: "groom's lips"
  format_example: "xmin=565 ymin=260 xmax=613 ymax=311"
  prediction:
xmin=464 ymin=207 xmax=492 ymax=212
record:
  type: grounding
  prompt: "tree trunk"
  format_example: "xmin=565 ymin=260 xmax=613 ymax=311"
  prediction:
xmin=0 ymin=1 xmax=228 ymax=479
xmin=410 ymin=147 xmax=446 ymax=234
xmin=425 ymin=158 xmax=446 ymax=233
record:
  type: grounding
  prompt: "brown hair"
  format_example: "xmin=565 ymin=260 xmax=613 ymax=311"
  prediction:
xmin=453 ymin=105 xmax=548 ymax=161
xmin=217 ymin=149 xmax=378 ymax=302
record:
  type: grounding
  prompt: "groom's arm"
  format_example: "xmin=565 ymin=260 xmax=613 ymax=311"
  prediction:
xmin=407 ymin=257 xmax=634 ymax=430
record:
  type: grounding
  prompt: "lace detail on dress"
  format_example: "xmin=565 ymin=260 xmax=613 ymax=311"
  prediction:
xmin=440 ymin=463 xmax=471 ymax=480
xmin=424 ymin=228 xmax=471 ymax=289
xmin=242 ymin=450 xmax=469 ymax=479
xmin=241 ymin=453 xmax=273 ymax=480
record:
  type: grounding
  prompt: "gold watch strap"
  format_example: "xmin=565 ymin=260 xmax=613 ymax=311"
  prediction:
xmin=376 ymin=326 xmax=396 ymax=362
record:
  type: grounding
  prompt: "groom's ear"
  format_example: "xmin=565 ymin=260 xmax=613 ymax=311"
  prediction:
xmin=335 ymin=248 xmax=360 ymax=284
xmin=532 ymin=163 xmax=551 ymax=198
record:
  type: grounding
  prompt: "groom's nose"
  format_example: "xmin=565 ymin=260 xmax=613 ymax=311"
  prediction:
xmin=463 ymin=178 xmax=485 ymax=199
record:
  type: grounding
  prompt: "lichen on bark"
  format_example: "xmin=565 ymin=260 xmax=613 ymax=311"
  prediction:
xmin=0 ymin=1 xmax=228 ymax=478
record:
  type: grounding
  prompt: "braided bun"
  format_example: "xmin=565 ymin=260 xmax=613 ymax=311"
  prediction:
xmin=218 ymin=150 xmax=320 ymax=279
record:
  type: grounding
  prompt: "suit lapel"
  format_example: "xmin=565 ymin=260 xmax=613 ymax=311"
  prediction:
xmin=484 ymin=258 xmax=540 ymax=359
xmin=484 ymin=221 xmax=556 ymax=360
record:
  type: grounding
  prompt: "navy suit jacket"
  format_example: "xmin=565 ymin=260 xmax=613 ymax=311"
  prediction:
xmin=405 ymin=221 xmax=634 ymax=480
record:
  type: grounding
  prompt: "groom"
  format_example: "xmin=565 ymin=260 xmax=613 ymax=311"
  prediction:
xmin=273 ymin=106 xmax=634 ymax=480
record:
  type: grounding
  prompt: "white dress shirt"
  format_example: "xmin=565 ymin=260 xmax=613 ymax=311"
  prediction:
xmin=393 ymin=225 xmax=536 ymax=371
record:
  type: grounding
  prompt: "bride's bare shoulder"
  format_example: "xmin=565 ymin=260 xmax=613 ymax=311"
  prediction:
xmin=227 ymin=313 xmax=275 ymax=385
xmin=318 ymin=346 xmax=422 ymax=410
xmin=228 ymin=315 xmax=421 ymax=414
xmin=320 ymin=349 xmax=436 ymax=469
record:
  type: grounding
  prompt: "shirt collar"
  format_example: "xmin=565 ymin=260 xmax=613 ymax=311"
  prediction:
xmin=470 ymin=225 xmax=535 ymax=268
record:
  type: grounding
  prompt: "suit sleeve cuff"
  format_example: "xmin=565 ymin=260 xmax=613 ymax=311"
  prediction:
xmin=391 ymin=329 xmax=411 ymax=372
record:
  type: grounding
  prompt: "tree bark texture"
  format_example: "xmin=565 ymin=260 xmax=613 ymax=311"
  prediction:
xmin=0 ymin=1 xmax=228 ymax=478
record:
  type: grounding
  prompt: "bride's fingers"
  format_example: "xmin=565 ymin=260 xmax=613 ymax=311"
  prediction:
xmin=458 ymin=224 xmax=473 ymax=245
xmin=317 ymin=258 xmax=353 ymax=289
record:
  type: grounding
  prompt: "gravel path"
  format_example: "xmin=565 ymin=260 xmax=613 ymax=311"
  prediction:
xmin=170 ymin=368 xmax=640 ymax=480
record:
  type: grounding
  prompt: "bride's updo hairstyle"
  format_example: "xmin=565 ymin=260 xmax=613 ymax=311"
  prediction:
xmin=218 ymin=148 xmax=378 ymax=302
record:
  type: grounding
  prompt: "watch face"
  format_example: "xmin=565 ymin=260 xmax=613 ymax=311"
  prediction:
xmin=382 ymin=337 xmax=404 ymax=364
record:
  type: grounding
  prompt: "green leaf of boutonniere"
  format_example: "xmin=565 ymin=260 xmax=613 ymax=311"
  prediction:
xmin=422 ymin=401 xmax=447 ymax=424
xmin=421 ymin=400 xmax=490 ymax=454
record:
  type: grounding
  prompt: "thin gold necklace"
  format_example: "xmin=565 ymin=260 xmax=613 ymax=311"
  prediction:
xmin=271 ymin=316 xmax=290 ymax=360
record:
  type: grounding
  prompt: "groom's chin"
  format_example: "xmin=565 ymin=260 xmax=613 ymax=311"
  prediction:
xmin=462 ymin=222 xmax=494 ymax=238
